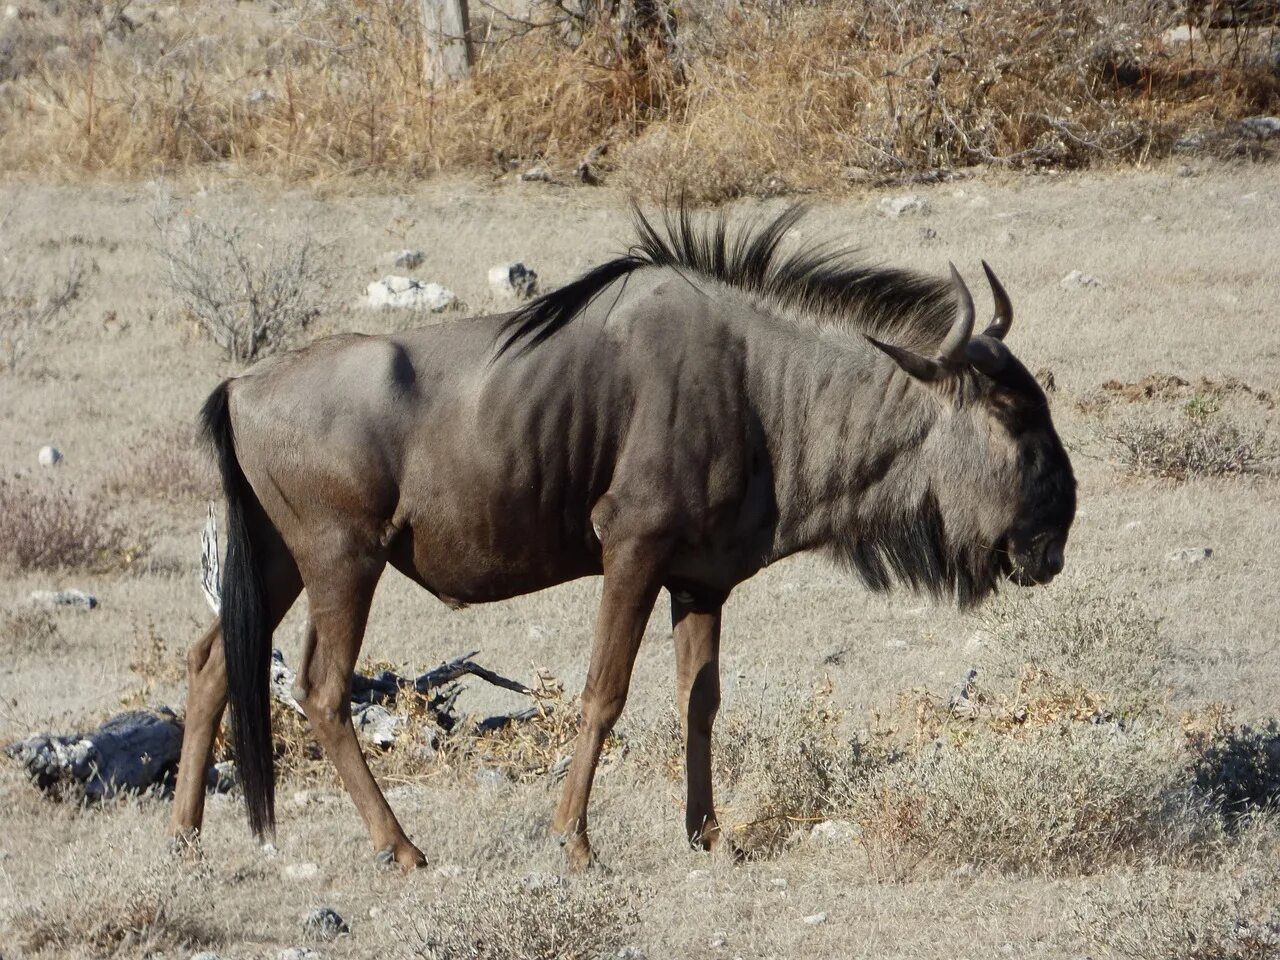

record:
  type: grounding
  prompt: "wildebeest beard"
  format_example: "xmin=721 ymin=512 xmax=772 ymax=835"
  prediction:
xmin=829 ymin=492 xmax=1004 ymax=609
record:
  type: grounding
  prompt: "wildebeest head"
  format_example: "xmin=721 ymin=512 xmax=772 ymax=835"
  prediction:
xmin=867 ymin=264 xmax=1076 ymax=595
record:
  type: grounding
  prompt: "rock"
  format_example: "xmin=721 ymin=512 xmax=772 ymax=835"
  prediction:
xmin=883 ymin=639 xmax=908 ymax=650
xmin=245 ymin=88 xmax=274 ymax=106
xmin=3 ymin=5 xmax=19 ymax=19
xmin=29 ymin=589 xmax=97 ymax=610
xmin=616 ymin=948 xmax=645 ymax=960
xmin=802 ymin=912 xmax=828 ymax=925
xmin=353 ymin=703 xmax=401 ymax=749
xmin=519 ymin=166 xmax=553 ymax=183
xmin=917 ymin=226 xmax=938 ymax=243
xmin=1124 ymin=520 xmax=1143 ymax=531
xmin=363 ymin=276 xmax=456 ymax=312
xmin=520 ymin=871 xmax=561 ymax=892
xmin=5 ymin=708 xmax=182 ymax=799
xmin=687 ymin=869 xmax=711 ymax=882
xmin=434 ymin=863 xmax=468 ymax=879
xmin=1241 ymin=116 xmax=1280 ymax=140
xmin=474 ymin=766 xmax=509 ymax=787
xmin=1162 ymin=24 xmax=1203 ymax=45
xmin=770 ymin=877 xmax=788 ymax=890
xmin=1060 ymin=270 xmax=1105 ymax=289
xmin=488 ymin=262 xmax=538 ymax=301
xmin=1168 ymin=547 xmax=1212 ymax=564
xmin=206 ymin=760 xmax=237 ymax=793
xmin=709 ymin=932 xmax=728 ymax=948
xmin=261 ymin=842 xmax=280 ymax=857
xmin=808 ymin=819 xmax=862 ymax=844
xmin=878 ymin=195 xmax=929 ymax=218
xmin=278 ymin=950 xmax=321 ymax=960
xmin=393 ymin=249 xmax=425 ymax=269
xmin=302 ymin=906 xmax=349 ymax=941
xmin=38 ymin=445 xmax=63 ymax=467
xmin=191 ymin=953 xmax=225 ymax=960
xmin=285 ymin=862 xmax=321 ymax=881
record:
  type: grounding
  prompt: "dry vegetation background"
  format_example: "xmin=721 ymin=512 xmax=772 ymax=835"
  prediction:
xmin=2 ymin=1 xmax=1280 ymax=958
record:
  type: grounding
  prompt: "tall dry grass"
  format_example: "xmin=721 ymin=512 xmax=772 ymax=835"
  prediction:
xmin=1 ymin=1 xmax=1276 ymax=198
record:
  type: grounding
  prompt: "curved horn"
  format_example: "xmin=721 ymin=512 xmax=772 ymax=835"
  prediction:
xmin=938 ymin=262 xmax=974 ymax=364
xmin=981 ymin=260 xmax=1012 ymax=340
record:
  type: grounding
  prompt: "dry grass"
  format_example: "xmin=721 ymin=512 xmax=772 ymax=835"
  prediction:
xmin=0 ymin=249 xmax=86 ymax=375
xmin=1103 ymin=410 xmax=1270 ymax=480
xmin=103 ymin=427 xmax=216 ymax=504
xmin=0 ymin=477 xmax=148 ymax=573
xmin=1 ymin=1 xmax=1277 ymax=197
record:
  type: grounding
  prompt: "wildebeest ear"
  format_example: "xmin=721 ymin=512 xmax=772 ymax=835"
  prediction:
xmin=866 ymin=335 xmax=942 ymax=382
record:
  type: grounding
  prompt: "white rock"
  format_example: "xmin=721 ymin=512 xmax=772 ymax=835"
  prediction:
xmin=770 ymin=877 xmax=788 ymax=890
xmin=520 ymin=166 xmax=553 ymax=183
xmin=1168 ymin=547 xmax=1212 ymax=563
xmin=1124 ymin=520 xmax=1143 ymax=531
xmin=302 ymin=906 xmax=348 ymax=941
xmin=1162 ymin=24 xmax=1203 ymax=45
xmin=808 ymin=819 xmax=862 ymax=844
xmin=353 ymin=703 xmax=402 ymax=748
xmin=488 ymin=262 xmax=538 ymax=300
xmin=434 ymin=863 xmax=468 ymax=879
xmin=802 ymin=912 xmax=828 ymax=925
xmin=278 ymin=950 xmax=321 ymax=960
xmin=191 ymin=954 xmax=224 ymax=960
xmin=261 ymin=842 xmax=280 ymax=857
xmin=285 ymin=862 xmax=321 ymax=880
xmin=29 ymin=589 xmax=97 ymax=610
xmin=1060 ymin=270 xmax=1105 ymax=289
xmin=3 ymin=5 xmax=18 ymax=20
xmin=1241 ymin=116 xmax=1280 ymax=139
xmin=616 ymin=948 xmax=645 ymax=960
xmin=884 ymin=639 xmax=908 ymax=651
xmin=878 ymin=195 xmax=929 ymax=218
xmin=709 ymin=932 xmax=728 ymax=948
xmin=38 ymin=445 xmax=63 ymax=467
xmin=687 ymin=868 xmax=711 ymax=882
xmin=364 ymin=276 xmax=456 ymax=312
xmin=393 ymin=249 xmax=425 ymax=269
xmin=245 ymin=88 xmax=274 ymax=106
xmin=520 ymin=871 xmax=561 ymax=892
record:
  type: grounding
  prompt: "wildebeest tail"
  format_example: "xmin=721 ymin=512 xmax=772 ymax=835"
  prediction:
xmin=201 ymin=379 xmax=275 ymax=837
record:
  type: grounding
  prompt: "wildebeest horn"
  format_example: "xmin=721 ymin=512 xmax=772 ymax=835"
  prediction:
xmin=981 ymin=260 xmax=1012 ymax=340
xmin=937 ymin=263 xmax=974 ymax=364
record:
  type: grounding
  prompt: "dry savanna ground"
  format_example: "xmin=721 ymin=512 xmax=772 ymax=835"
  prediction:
xmin=2 ymin=161 xmax=1280 ymax=959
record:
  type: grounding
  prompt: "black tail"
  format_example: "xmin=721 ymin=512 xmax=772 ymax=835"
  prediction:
xmin=201 ymin=380 xmax=275 ymax=837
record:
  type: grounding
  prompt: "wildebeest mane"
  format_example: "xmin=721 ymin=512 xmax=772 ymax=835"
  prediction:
xmin=497 ymin=202 xmax=956 ymax=357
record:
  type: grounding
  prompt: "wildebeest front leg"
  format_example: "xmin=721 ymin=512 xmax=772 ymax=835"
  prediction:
xmin=296 ymin=570 xmax=426 ymax=872
xmin=553 ymin=536 xmax=667 ymax=871
xmin=672 ymin=591 xmax=725 ymax=852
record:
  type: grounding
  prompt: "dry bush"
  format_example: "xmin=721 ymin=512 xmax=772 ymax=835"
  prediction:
xmin=104 ymin=426 xmax=216 ymax=504
xmin=392 ymin=876 xmax=644 ymax=960
xmin=1103 ymin=409 xmax=1270 ymax=480
xmin=1187 ymin=710 xmax=1280 ymax=821
xmin=1 ymin=1 xmax=1276 ymax=194
xmin=849 ymin=723 xmax=1225 ymax=880
xmin=0 ymin=477 xmax=148 ymax=573
xmin=7 ymin=845 xmax=215 ymax=956
xmin=153 ymin=199 xmax=329 ymax=362
xmin=0 ymin=248 xmax=86 ymax=374
xmin=0 ymin=606 xmax=63 ymax=656
xmin=1072 ymin=835 xmax=1280 ymax=960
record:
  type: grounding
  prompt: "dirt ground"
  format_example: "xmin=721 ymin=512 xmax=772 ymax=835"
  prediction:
xmin=1 ymin=162 xmax=1278 ymax=958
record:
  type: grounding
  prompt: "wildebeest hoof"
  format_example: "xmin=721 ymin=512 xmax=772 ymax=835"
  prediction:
xmin=376 ymin=842 xmax=428 ymax=873
xmin=561 ymin=837 xmax=596 ymax=873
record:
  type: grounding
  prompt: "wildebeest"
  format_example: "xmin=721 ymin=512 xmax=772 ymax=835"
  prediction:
xmin=168 ymin=205 xmax=1076 ymax=871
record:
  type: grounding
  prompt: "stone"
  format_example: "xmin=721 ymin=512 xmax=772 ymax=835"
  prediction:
xmin=363 ymin=276 xmax=456 ymax=312
xmin=687 ymin=869 xmax=711 ymax=882
xmin=29 ymin=589 xmax=97 ymax=610
xmin=488 ymin=262 xmax=538 ymax=300
xmin=808 ymin=819 xmax=862 ymax=844
xmin=38 ymin=445 xmax=63 ymax=467
xmin=802 ymin=912 xmax=828 ymax=925
xmin=1060 ymin=270 xmax=1105 ymax=289
xmin=393 ymin=249 xmax=425 ymax=269
xmin=770 ymin=877 xmax=788 ymax=890
xmin=474 ymin=766 xmax=509 ymax=787
xmin=3 ymin=5 xmax=18 ymax=19
xmin=434 ymin=863 xmax=468 ymax=879
xmin=302 ymin=906 xmax=349 ymax=941
xmin=878 ymin=195 xmax=929 ymax=218
xmin=245 ymin=88 xmax=274 ymax=106
xmin=285 ymin=862 xmax=321 ymax=881
xmin=883 ymin=639 xmax=908 ymax=650
xmin=353 ymin=703 xmax=401 ymax=749
xmin=520 ymin=166 xmax=553 ymax=183
xmin=917 ymin=226 xmax=938 ymax=243
xmin=278 ymin=950 xmax=321 ymax=960
xmin=1168 ymin=547 xmax=1212 ymax=564
xmin=520 ymin=871 xmax=562 ymax=892
xmin=1241 ymin=116 xmax=1280 ymax=140
xmin=206 ymin=760 xmax=237 ymax=793
xmin=1162 ymin=24 xmax=1203 ymax=45
xmin=191 ymin=954 xmax=224 ymax=960
xmin=709 ymin=932 xmax=728 ymax=948
xmin=261 ymin=842 xmax=280 ymax=857
xmin=616 ymin=948 xmax=645 ymax=960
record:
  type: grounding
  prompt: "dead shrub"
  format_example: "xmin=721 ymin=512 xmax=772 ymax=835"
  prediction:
xmin=393 ymin=876 xmax=644 ymax=960
xmin=0 ymin=252 xmax=86 ymax=375
xmin=0 ymin=477 xmax=148 ymax=573
xmin=0 ymin=606 xmax=64 ymax=656
xmin=153 ymin=200 xmax=329 ymax=362
xmin=1187 ymin=711 xmax=1280 ymax=822
xmin=1103 ymin=410 xmax=1269 ymax=480
xmin=8 ymin=846 xmax=215 ymax=956
xmin=849 ymin=724 xmax=1225 ymax=880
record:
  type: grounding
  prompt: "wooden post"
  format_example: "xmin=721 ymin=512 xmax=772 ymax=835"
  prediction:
xmin=420 ymin=0 xmax=473 ymax=86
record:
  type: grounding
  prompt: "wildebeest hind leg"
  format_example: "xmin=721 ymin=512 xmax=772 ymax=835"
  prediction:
xmin=169 ymin=537 xmax=302 ymax=852
xmin=553 ymin=535 xmax=668 ymax=871
xmin=672 ymin=592 xmax=727 ymax=854
xmin=296 ymin=564 xmax=426 ymax=871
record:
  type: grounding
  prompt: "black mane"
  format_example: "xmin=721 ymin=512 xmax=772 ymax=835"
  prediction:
xmin=496 ymin=203 xmax=956 ymax=357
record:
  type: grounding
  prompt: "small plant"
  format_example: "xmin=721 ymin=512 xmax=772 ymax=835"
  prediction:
xmin=1103 ymin=410 xmax=1268 ymax=480
xmin=0 ymin=256 xmax=86 ymax=374
xmin=153 ymin=200 xmax=329 ymax=362
xmin=104 ymin=427 xmax=215 ymax=503
xmin=0 ymin=478 xmax=147 ymax=572
xmin=1188 ymin=714 xmax=1280 ymax=822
